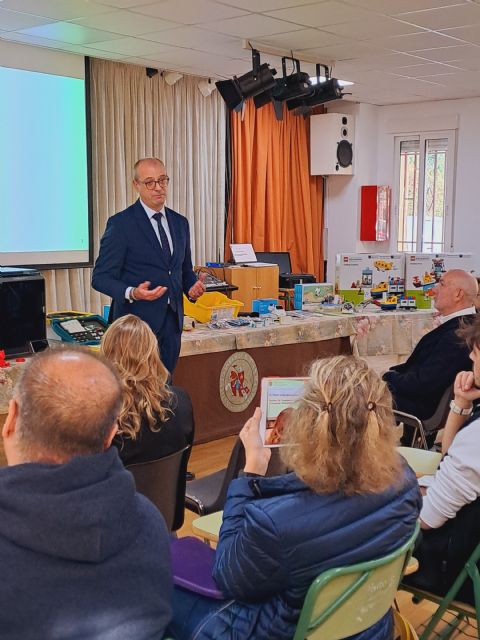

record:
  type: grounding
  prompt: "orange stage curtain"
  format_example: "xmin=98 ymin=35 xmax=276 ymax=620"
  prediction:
xmin=225 ymin=99 xmax=324 ymax=280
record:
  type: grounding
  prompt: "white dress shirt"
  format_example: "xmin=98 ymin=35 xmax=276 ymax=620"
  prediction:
xmin=438 ymin=306 xmax=476 ymax=324
xmin=125 ymin=200 xmax=174 ymax=301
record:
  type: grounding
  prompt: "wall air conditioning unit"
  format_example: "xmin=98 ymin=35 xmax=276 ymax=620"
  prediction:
xmin=310 ymin=113 xmax=354 ymax=176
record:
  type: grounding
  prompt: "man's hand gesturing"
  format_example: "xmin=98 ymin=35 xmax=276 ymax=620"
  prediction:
xmin=132 ymin=281 xmax=168 ymax=301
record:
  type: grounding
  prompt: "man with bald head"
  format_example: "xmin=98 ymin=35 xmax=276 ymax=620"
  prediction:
xmin=92 ymin=157 xmax=205 ymax=374
xmin=383 ymin=269 xmax=478 ymax=422
xmin=0 ymin=348 xmax=172 ymax=639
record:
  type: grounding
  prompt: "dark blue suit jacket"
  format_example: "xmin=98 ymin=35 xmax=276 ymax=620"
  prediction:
xmin=383 ymin=314 xmax=474 ymax=420
xmin=92 ymin=200 xmax=197 ymax=332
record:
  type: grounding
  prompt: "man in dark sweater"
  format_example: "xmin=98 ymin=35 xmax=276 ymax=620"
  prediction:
xmin=383 ymin=269 xmax=478 ymax=420
xmin=0 ymin=348 xmax=172 ymax=639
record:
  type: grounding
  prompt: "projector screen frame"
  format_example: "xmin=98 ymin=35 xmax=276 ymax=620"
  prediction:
xmin=0 ymin=56 xmax=94 ymax=271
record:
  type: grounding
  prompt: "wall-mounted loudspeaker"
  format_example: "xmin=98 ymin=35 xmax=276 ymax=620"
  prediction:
xmin=310 ymin=113 xmax=354 ymax=176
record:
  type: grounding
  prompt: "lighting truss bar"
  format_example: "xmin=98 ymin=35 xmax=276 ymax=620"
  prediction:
xmin=242 ymin=39 xmax=333 ymax=69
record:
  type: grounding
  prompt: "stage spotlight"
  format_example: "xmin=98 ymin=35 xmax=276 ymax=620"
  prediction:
xmin=146 ymin=67 xmax=158 ymax=78
xmin=163 ymin=71 xmax=183 ymax=86
xmin=254 ymin=57 xmax=312 ymax=107
xmin=215 ymin=49 xmax=276 ymax=110
xmin=198 ymin=78 xmax=216 ymax=97
xmin=287 ymin=65 xmax=345 ymax=114
xmin=253 ymin=57 xmax=312 ymax=119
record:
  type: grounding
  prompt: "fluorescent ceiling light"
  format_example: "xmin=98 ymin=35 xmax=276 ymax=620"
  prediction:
xmin=310 ymin=76 xmax=353 ymax=87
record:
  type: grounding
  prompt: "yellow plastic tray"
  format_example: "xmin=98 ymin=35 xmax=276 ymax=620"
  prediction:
xmin=183 ymin=292 xmax=243 ymax=324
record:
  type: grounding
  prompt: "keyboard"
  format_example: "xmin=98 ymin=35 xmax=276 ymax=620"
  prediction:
xmin=196 ymin=271 xmax=228 ymax=289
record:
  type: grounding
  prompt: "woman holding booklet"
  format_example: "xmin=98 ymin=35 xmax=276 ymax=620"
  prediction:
xmin=170 ymin=356 xmax=421 ymax=640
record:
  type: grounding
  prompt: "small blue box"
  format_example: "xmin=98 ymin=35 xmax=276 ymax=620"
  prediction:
xmin=252 ymin=298 xmax=278 ymax=314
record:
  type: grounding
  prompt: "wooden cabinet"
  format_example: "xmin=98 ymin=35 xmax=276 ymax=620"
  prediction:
xmin=224 ymin=266 xmax=279 ymax=312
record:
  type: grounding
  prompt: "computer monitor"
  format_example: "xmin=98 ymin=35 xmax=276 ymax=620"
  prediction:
xmin=0 ymin=272 xmax=46 ymax=357
xmin=255 ymin=252 xmax=292 ymax=274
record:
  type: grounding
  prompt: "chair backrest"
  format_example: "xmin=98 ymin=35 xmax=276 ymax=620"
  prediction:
xmin=423 ymin=383 xmax=454 ymax=434
xmin=293 ymin=522 xmax=420 ymax=640
xmin=394 ymin=383 xmax=453 ymax=449
xmin=266 ymin=447 xmax=288 ymax=476
xmin=213 ymin=439 xmax=287 ymax=507
xmin=393 ymin=409 xmax=427 ymax=449
xmin=211 ymin=438 xmax=246 ymax=511
xmin=398 ymin=446 xmax=442 ymax=476
xmin=127 ymin=445 xmax=190 ymax=531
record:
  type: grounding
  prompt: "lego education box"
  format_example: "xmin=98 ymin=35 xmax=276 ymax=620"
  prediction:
xmin=335 ymin=254 xmax=405 ymax=304
xmin=293 ymin=283 xmax=334 ymax=310
xmin=405 ymin=253 xmax=475 ymax=309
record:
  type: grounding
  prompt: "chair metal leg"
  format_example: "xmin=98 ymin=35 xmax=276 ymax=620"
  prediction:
xmin=433 ymin=614 xmax=465 ymax=640
xmin=416 ymin=564 xmax=473 ymax=639
xmin=416 ymin=425 xmax=429 ymax=451
xmin=467 ymin=562 xmax=480 ymax=638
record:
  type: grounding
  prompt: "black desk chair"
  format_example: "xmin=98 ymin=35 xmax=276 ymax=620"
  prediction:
xmin=185 ymin=439 xmax=287 ymax=516
xmin=127 ymin=444 xmax=191 ymax=531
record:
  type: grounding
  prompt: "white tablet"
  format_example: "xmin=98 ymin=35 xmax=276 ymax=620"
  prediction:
xmin=259 ymin=377 xmax=308 ymax=447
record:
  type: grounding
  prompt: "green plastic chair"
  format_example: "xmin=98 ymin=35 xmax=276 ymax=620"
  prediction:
xmin=397 ymin=447 xmax=442 ymax=477
xmin=401 ymin=541 xmax=480 ymax=639
xmin=292 ymin=522 xmax=420 ymax=640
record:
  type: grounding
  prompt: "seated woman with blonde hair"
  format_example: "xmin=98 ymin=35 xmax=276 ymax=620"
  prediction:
xmin=100 ymin=314 xmax=194 ymax=466
xmin=169 ymin=355 xmax=421 ymax=640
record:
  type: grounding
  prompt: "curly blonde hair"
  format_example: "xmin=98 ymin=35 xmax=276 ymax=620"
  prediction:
xmin=280 ymin=356 xmax=401 ymax=495
xmin=100 ymin=314 xmax=172 ymax=440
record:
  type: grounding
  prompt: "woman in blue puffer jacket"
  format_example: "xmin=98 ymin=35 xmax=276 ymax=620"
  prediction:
xmin=171 ymin=355 xmax=422 ymax=640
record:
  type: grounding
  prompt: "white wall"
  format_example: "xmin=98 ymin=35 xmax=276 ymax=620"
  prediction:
xmin=325 ymin=96 xmax=480 ymax=278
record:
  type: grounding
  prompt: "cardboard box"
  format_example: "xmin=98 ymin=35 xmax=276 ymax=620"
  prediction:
xmin=405 ymin=253 xmax=475 ymax=309
xmin=335 ymin=254 xmax=405 ymax=304
xmin=294 ymin=283 xmax=334 ymax=310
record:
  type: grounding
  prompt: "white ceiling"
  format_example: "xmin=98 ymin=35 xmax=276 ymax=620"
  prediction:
xmin=2 ymin=0 xmax=480 ymax=105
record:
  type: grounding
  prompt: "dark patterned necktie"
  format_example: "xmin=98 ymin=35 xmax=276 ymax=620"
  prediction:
xmin=152 ymin=212 xmax=176 ymax=312
xmin=152 ymin=212 xmax=172 ymax=263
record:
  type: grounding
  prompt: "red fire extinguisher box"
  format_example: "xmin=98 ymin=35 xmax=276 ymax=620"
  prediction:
xmin=360 ymin=185 xmax=391 ymax=241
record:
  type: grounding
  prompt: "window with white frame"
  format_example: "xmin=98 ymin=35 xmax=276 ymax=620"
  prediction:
xmin=394 ymin=131 xmax=455 ymax=253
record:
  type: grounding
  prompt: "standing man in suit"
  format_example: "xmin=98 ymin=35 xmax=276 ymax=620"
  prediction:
xmin=92 ymin=158 xmax=205 ymax=374
xmin=383 ymin=269 xmax=478 ymax=420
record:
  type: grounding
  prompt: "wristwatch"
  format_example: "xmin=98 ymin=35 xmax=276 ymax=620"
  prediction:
xmin=449 ymin=400 xmax=473 ymax=416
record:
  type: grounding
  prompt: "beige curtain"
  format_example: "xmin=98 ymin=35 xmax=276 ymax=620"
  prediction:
xmin=43 ymin=58 xmax=226 ymax=315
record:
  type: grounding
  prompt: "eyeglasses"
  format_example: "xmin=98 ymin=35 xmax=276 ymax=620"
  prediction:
xmin=137 ymin=177 xmax=170 ymax=190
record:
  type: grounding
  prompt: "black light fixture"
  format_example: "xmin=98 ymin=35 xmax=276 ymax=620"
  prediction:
xmin=253 ymin=57 xmax=312 ymax=120
xmin=146 ymin=67 xmax=158 ymax=78
xmin=287 ymin=64 xmax=345 ymax=114
xmin=215 ymin=49 xmax=277 ymax=110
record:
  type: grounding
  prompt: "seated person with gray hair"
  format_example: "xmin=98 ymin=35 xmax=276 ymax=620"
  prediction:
xmin=0 ymin=348 xmax=172 ymax=639
xmin=383 ymin=269 xmax=478 ymax=422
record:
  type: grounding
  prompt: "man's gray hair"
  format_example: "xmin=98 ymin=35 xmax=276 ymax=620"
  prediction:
xmin=14 ymin=347 xmax=122 ymax=460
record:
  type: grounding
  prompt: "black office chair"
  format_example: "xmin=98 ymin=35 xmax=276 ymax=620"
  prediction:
xmin=127 ymin=444 xmax=191 ymax=531
xmin=185 ymin=439 xmax=287 ymax=516
xmin=394 ymin=384 xmax=454 ymax=449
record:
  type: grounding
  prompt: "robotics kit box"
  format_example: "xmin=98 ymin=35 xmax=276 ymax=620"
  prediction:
xmin=335 ymin=254 xmax=405 ymax=304
xmin=293 ymin=283 xmax=334 ymax=310
xmin=405 ymin=253 xmax=474 ymax=309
